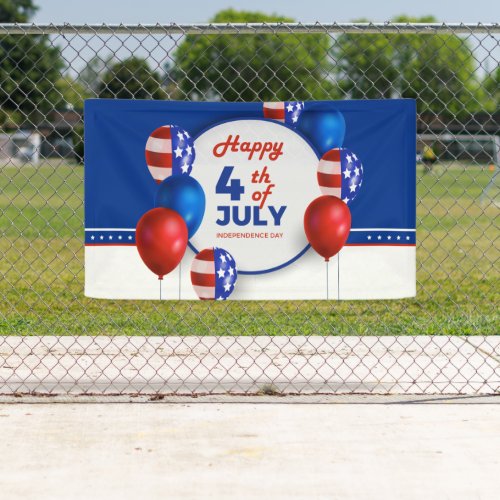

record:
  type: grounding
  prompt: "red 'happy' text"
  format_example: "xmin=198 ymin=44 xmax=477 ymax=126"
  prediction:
xmin=213 ymin=134 xmax=284 ymax=161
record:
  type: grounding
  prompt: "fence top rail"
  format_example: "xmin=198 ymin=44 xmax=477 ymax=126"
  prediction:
xmin=0 ymin=22 xmax=498 ymax=36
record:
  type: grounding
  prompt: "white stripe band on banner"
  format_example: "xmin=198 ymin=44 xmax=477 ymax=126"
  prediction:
xmin=85 ymin=228 xmax=136 ymax=232
xmin=350 ymin=228 xmax=416 ymax=232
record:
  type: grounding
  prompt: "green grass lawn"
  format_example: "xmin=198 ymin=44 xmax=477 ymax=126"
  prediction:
xmin=1 ymin=161 xmax=498 ymax=335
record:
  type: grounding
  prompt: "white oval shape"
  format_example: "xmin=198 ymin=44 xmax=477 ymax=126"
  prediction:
xmin=191 ymin=119 xmax=320 ymax=274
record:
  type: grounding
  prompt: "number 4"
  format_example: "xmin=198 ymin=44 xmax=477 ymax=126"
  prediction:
xmin=216 ymin=166 xmax=245 ymax=200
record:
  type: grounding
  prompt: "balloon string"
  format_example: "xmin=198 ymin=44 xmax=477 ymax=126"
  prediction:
xmin=326 ymin=259 xmax=329 ymax=300
xmin=178 ymin=261 xmax=182 ymax=300
xmin=338 ymin=252 xmax=340 ymax=301
xmin=159 ymin=278 xmax=162 ymax=301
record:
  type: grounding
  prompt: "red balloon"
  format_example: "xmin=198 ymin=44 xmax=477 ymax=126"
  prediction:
xmin=136 ymin=208 xmax=188 ymax=280
xmin=304 ymin=196 xmax=351 ymax=262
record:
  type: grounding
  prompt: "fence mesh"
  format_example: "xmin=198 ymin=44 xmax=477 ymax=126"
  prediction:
xmin=0 ymin=23 xmax=499 ymax=396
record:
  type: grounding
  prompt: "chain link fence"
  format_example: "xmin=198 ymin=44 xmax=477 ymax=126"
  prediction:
xmin=0 ymin=23 xmax=499 ymax=396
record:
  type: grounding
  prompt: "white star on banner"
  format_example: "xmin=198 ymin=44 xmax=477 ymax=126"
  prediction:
xmin=177 ymin=131 xmax=184 ymax=141
xmin=406 ymin=236 xmax=410 ymax=240
xmin=100 ymin=235 xmax=104 ymax=240
xmin=128 ymin=235 xmax=132 ymax=240
xmin=343 ymin=197 xmax=350 ymax=204
xmin=286 ymin=103 xmax=294 ymax=112
xmin=224 ymin=283 xmax=231 ymax=292
xmin=217 ymin=268 xmax=225 ymax=278
xmin=228 ymin=267 xmax=234 ymax=277
xmin=118 ymin=235 xmax=122 ymax=240
xmin=397 ymin=235 xmax=401 ymax=240
xmin=220 ymin=254 xmax=226 ymax=263
xmin=354 ymin=167 xmax=360 ymax=176
xmin=346 ymin=154 xmax=352 ymax=163
xmin=388 ymin=235 xmax=392 ymax=240
xmin=367 ymin=235 xmax=372 ymax=240
xmin=186 ymin=145 xmax=192 ymax=155
xmin=343 ymin=169 xmax=351 ymax=179
xmin=349 ymin=182 xmax=357 ymax=193
xmin=378 ymin=235 xmax=382 ymax=240
xmin=91 ymin=235 xmax=95 ymax=240
xmin=184 ymin=131 xmax=190 ymax=139
xmin=174 ymin=146 xmax=183 ymax=158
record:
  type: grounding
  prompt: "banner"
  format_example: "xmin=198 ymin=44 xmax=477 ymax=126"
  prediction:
xmin=85 ymin=99 xmax=416 ymax=300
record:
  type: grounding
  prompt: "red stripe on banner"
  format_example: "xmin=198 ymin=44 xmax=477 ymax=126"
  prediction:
xmin=191 ymin=271 xmax=216 ymax=287
xmin=150 ymin=126 xmax=171 ymax=139
xmin=196 ymin=249 xmax=215 ymax=261
xmin=345 ymin=244 xmax=416 ymax=247
xmin=85 ymin=244 xmax=136 ymax=247
xmin=145 ymin=150 xmax=172 ymax=168
xmin=317 ymin=172 xmax=342 ymax=188
xmin=264 ymin=107 xmax=286 ymax=120
xmin=322 ymin=148 xmax=341 ymax=162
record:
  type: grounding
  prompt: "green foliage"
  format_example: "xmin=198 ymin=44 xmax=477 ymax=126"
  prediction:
xmin=333 ymin=16 xmax=482 ymax=117
xmin=55 ymin=77 xmax=90 ymax=111
xmin=172 ymin=9 xmax=338 ymax=101
xmin=483 ymin=66 xmax=500 ymax=113
xmin=0 ymin=0 xmax=36 ymax=22
xmin=0 ymin=0 xmax=65 ymax=126
xmin=98 ymin=57 xmax=165 ymax=100
xmin=53 ymin=78 xmax=90 ymax=164
xmin=78 ymin=55 xmax=116 ymax=95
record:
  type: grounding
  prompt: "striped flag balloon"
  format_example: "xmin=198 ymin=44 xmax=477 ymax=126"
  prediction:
xmin=190 ymin=247 xmax=237 ymax=300
xmin=317 ymin=148 xmax=364 ymax=206
xmin=263 ymin=101 xmax=304 ymax=128
xmin=145 ymin=125 xmax=195 ymax=184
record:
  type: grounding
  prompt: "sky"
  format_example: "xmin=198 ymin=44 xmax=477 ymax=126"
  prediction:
xmin=32 ymin=0 xmax=500 ymax=24
xmin=29 ymin=0 xmax=499 ymax=78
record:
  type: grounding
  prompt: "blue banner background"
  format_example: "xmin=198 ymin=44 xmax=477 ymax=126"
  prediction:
xmin=85 ymin=99 xmax=416 ymax=244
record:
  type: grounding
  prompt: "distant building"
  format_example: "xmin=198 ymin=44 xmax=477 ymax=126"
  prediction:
xmin=37 ymin=108 xmax=82 ymax=159
xmin=0 ymin=130 xmax=42 ymax=164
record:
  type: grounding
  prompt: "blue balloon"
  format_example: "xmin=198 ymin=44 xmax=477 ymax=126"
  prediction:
xmin=155 ymin=176 xmax=205 ymax=238
xmin=297 ymin=104 xmax=346 ymax=156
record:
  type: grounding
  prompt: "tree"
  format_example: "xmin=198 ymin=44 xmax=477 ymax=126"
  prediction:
xmin=98 ymin=57 xmax=165 ymax=100
xmin=334 ymin=20 xmax=397 ymax=100
xmin=0 ymin=0 xmax=65 ymax=126
xmin=333 ymin=16 xmax=482 ymax=118
xmin=483 ymin=66 xmax=500 ymax=113
xmin=78 ymin=55 xmax=116 ymax=95
xmin=171 ymin=9 xmax=339 ymax=101
xmin=55 ymin=77 xmax=90 ymax=111
xmin=0 ymin=0 xmax=35 ymax=21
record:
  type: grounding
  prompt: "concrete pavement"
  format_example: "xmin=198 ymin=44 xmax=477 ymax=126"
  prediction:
xmin=0 ymin=402 xmax=499 ymax=499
